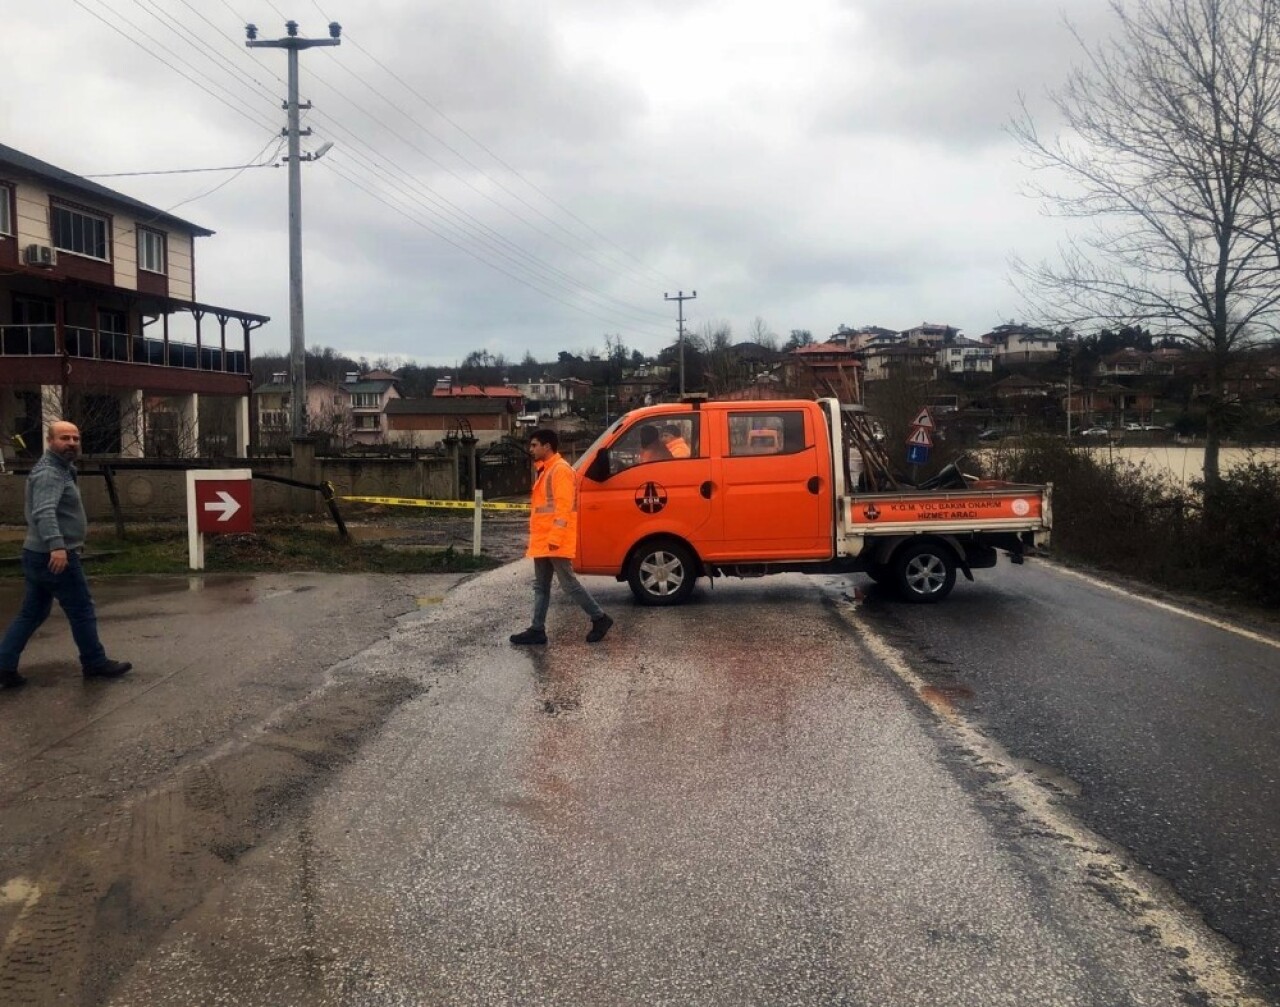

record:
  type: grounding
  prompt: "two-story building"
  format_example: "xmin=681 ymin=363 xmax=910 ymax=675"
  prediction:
xmin=345 ymin=370 xmax=402 ymax=445
xmin=980 ymin=323 xmax=1062 ymax=365
xmin=901 ymin=322 xmax=959 ymax=348
xmin=515 ymin=376 xmax=581 ymax=419
xmin=252 ymin=373 xmax=352 ymax=451
xmin=0 ymin=143 xmax=268 ymax=460
xmin=938 ymin=336 xmax=994 ymax=376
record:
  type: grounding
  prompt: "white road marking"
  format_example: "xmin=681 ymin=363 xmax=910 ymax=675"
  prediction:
xmin=828 ymin=588 xmax=1270 ymax=1007
xmin=1046 ymin=562 xmax=1280 ymax=651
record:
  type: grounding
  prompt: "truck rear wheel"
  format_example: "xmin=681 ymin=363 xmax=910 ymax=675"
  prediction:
xmin=893 ymin=540 xmax=957 ymax=603
xmin=627 ymin=539 xmax=697 ymax=606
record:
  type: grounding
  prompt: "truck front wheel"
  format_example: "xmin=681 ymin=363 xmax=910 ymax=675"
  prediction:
xmin=627 ymin=539 xmax=697 ymax=606
xmin=893 ymin=540 xmax=957 ymax=603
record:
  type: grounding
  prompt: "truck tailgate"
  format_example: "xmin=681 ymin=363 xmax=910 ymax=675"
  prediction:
xmin=844 ymin=485 xmax=1050 ymax=535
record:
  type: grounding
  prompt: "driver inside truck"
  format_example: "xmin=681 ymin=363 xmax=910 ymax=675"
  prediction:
xmin=638 ymin=425 xmax=672 ymax=463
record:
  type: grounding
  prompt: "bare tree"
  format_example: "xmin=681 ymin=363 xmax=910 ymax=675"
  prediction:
xmin=748 ymin=316 xmax=779 ymax=351
xmin=1010 ymin=0 xmax=1280 ymax=487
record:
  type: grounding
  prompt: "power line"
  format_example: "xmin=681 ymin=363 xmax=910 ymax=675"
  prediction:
xmin=298 ymin=53 xmax=670 ymax=320
xmin=99 ymin=0 xmax=667 ymax=329
xmin=83 ymin=159 xmax=280 ymax=178
xmin=73 ymin=0 xmax=681 ymax=342
xmin=78 ymin=0 xmax=279 ymax=135
xmin=308 ymin=0 xmax=678 ymax=292
xmin=317 ymin=155 xmax=670 ymax=343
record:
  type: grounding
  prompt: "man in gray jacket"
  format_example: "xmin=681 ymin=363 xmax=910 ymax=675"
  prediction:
xmin=0 ymin=421 xmax=131 ymax=688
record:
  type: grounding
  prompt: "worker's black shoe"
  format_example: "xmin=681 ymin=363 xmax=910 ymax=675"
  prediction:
xmin=586 ymin=614 xmax=614 ymax=643
xmin=0 ymin=668 xmax=27 ymax=689
xmin=509 ymin=628 xmax=548 ymax=646
xmin=83 ymin=659 xmax=132 ymax=679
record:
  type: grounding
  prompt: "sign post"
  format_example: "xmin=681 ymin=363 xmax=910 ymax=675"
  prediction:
xmin=187 ymin=469 xmax=254 ymax=570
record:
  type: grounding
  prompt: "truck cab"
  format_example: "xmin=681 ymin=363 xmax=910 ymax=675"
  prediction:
xmin=575 ymin=399 xmax=838 ymax=602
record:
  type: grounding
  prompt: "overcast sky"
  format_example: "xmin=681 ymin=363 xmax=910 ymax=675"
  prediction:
xmin=5 ymin=0 xmax=1116 ymax=366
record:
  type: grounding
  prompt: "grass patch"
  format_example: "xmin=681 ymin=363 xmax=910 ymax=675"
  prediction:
xmin=0 ymin=521 xmax=499 ymax=576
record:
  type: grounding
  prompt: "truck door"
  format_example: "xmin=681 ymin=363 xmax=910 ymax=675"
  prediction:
xmin=704 ymin=406 xmax=832 ymax=560
xmin=577 ymin=413 xmax=713 ymax=574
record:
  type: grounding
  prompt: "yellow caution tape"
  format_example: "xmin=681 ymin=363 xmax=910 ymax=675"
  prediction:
xmin=340 ymin=494 xmax=530 ymax=511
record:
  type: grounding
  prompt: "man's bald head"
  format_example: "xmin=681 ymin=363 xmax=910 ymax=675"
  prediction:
xmin=47 ymin=421 xmax=82 ymax=461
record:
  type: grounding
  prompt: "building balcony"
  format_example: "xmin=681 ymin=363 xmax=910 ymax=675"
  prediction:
xmin=2 ymin=323 xmax=248 ymax=374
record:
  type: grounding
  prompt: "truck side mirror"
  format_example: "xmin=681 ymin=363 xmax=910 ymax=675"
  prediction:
xmin=585 ymin=450 xmax=611 ymax=483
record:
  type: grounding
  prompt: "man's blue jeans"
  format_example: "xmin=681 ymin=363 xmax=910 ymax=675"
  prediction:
xmin=0 ymin=550 xmax=107 ymax=671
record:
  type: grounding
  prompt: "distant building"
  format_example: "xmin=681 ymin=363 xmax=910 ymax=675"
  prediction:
xmin=385 ymin=397 xmax=513 ymax=448
xmin=858 ymin=344 xmax=937 ymax=383
xmin=252 ymin=374 xmax=352 ymax=448
xmin=980 ymin=323 xmax=1062 ymax=365
xmin=901 ymin=322 xmax=958 ymax=348
xmin=938 ymin=336 xmax=993 ymax=376
xmin=345 ymin=372 xmax=402 ymax=445
xmin=514 ymin=376 xmax=582 ymax=418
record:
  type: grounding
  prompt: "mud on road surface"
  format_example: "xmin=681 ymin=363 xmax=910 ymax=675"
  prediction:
xmin=0 ymin=675 xmax=422 ymax=1005
xmin=0 ymin=569 xmax=487 ymax=1007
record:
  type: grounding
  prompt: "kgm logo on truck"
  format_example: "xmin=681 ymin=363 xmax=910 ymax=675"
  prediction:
xmin=635 ymin=482 xmax=668 ymax=514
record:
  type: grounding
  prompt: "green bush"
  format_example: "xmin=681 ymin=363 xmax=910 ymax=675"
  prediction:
xmin=982 ymin=437 xmax=1280 ymax=606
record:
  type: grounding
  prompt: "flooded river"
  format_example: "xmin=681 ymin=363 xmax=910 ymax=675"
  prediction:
xmin=1088 ymin=444 xmax=1280 ymax=486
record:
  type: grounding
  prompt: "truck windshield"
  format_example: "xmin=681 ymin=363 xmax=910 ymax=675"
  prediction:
xmin=572 ymin=415 xmax=628 ymax=472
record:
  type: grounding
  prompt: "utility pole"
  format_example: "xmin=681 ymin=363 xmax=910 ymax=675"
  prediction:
xmin=246 ymin=19 xmax=341 ymax=439
xmin=664 ymin=289 xmax=696 ymax=396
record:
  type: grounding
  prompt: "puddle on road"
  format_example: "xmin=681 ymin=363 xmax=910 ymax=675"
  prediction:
xmin=0 ymin=576 xmax=332 ymax=615
xmin=0 ymin=673 xmax=424 ymax=1007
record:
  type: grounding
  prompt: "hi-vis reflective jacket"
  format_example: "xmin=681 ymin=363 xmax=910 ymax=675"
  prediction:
xmin=526 ymin=452 xmax=579 ymax=559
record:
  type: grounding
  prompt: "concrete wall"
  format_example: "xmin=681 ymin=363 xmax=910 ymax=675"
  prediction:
xmin=0 ymin=455 xmax=458 ymax=523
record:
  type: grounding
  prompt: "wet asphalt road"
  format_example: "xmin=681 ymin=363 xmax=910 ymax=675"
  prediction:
xmin=0 ymin=560 xmax=1273 ymax=1005
xmin=849 ymin=560 xmax=1280 ymax=1002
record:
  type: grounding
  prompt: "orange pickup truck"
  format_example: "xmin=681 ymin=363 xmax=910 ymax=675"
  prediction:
xmin=573 ymin=397 xmax=1051 ymax=605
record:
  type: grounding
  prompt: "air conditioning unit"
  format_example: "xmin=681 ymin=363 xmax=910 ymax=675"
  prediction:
xmin=24 ymin=244 xmax=55 ymax=268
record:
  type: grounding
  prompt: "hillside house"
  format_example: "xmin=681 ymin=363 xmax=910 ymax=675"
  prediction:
xmin=858 ymin=343 xmax=937 ymax=383
xmin=901 ymin=322 xmax=958 ymax=348
xmin=981 ymin=324 xmax=1062 ymax=365
xmin=786 ymin=341 xmax=864 ymax=398
xmin=939 ymin=336 xmax=993 ymax=376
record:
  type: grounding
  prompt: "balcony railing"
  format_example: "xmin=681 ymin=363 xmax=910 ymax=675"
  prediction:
xmin=0 ymin=324 xmax=247 ymax=374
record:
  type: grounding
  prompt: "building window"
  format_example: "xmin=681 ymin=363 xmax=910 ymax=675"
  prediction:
xmin=52 ymin=204 xmax=109 ymax=260
xmin=351 ymin=392 xmax=380 ymax=408
xmin=0 ymin=185 xmax=11 ymax=236
xmin=138 ymin=228 xmax=166 ymax=273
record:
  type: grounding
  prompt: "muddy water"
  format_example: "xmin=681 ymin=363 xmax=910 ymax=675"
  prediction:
xmin=1092 ymin=444 xmax=1280 ymax=486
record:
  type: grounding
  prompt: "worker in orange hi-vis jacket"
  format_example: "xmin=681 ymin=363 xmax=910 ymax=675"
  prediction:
xmin=660 ymin=424 xmax=691 ymax=458
xmin=510 ymin=428 xmax=614 ymax=646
